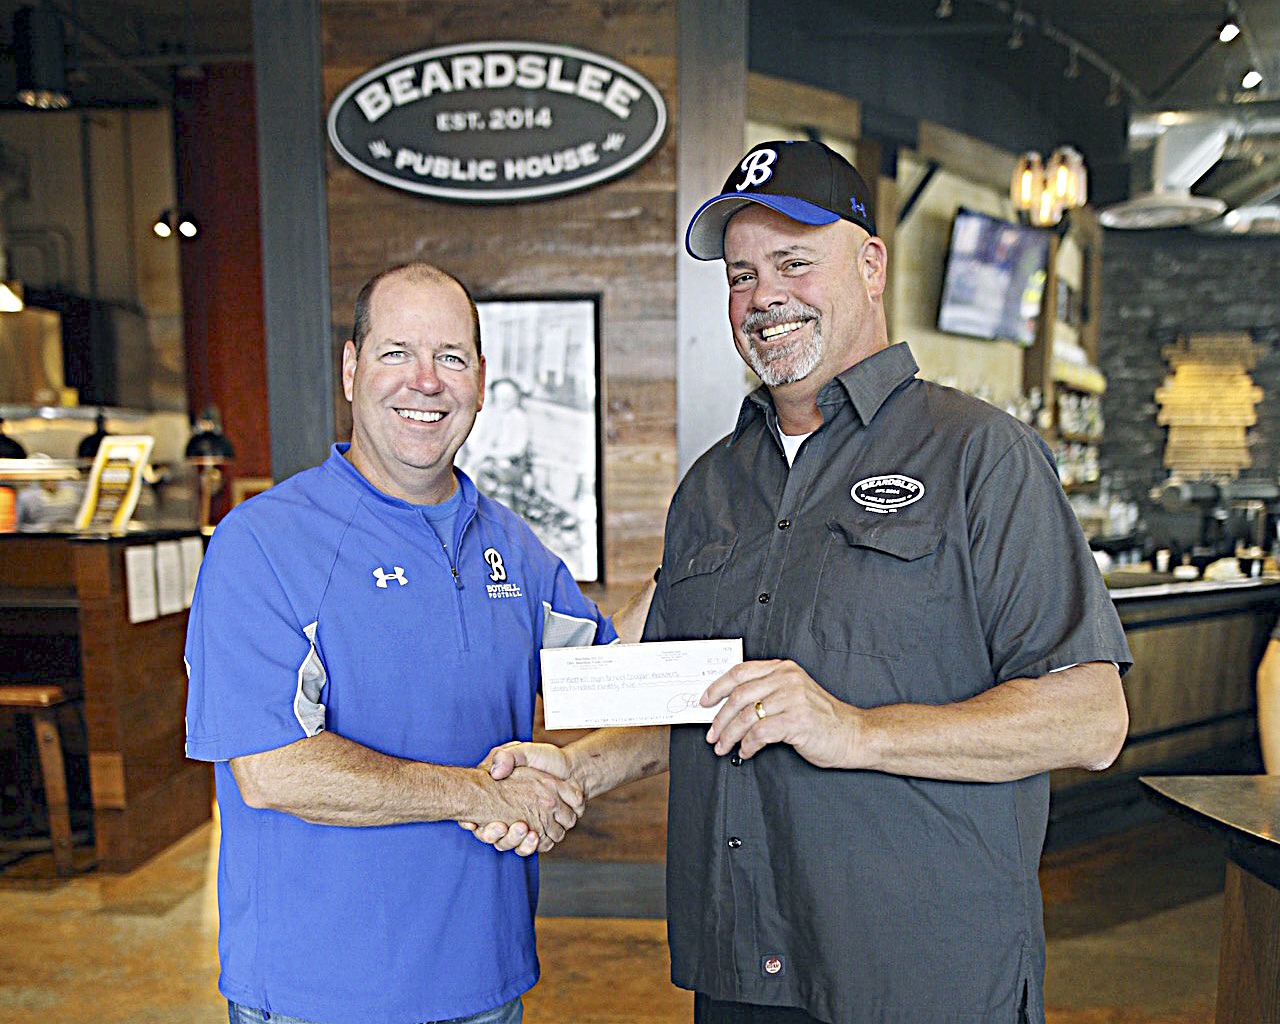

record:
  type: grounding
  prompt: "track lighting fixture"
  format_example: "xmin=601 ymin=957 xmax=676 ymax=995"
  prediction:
xmin=1219 ymin=4 xmax=1241 ymax=44
xmin=1241 ymin=69 xmax=1262 ymax=90
xmin=152 ymin=210 xmax=199 ymax=240
xmin=1105 ymin=75 xmax=1122 ymax=107
xmin=1064 ymin=47 xmax=1080 ymax=79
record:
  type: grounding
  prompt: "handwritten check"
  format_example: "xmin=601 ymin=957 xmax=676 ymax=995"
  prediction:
xmin=540 ymin=638 xmax=743 ymax=730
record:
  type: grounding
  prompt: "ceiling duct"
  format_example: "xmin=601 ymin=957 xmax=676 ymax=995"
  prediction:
xmin=1101 ymin=105 xmax=1280 ymax=231
xmin=1100 ymin=118 xmax=1229 ymax=229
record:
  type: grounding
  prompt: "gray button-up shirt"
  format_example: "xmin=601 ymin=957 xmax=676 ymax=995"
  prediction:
xmin=649 ymin=342 xmax=1131 ymax=1024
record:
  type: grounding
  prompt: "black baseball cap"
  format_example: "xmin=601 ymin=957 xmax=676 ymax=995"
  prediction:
xmin=685 ymin=140 xmax=877 ymax=261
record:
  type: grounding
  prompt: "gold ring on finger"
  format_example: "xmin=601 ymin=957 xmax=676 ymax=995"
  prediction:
xmin=754 ymin=700 xmax=767 ymax=720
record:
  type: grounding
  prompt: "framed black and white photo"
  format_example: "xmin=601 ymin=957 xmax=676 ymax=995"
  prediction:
xmin=457 ymin=296 xmax=602 ymax=582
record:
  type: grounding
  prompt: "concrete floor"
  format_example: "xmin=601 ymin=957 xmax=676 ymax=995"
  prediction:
xmin=0 ymin=813 xmax=1225 ymax=1024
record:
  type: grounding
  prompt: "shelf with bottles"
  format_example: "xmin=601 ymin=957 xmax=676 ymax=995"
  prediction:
xmin=1054 ymin=388 xmax=1105 ymax=445
xmin=1053 ymin=439 xmax=1101 ymax=490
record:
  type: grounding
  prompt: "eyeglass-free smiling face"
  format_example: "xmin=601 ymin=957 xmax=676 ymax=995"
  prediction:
xmin=342 ymin=271 xmax=486 ymax=505
xmin=724 ymin=204 xmax=887 ymax=397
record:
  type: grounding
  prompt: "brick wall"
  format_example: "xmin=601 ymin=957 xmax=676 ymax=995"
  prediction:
xmin=1098 ymin=229 xmax=1280 ymax=544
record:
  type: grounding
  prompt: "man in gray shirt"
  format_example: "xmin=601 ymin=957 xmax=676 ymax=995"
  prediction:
xmin=480 ymin=140 xmax=1131 ymax=1024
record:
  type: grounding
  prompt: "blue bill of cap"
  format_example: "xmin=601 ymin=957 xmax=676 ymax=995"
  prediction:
xmin=685 ymin=193 xmax=843 ymax=260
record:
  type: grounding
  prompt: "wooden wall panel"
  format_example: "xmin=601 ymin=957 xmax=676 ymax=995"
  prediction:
xmin=320 ymin=0 xmax=679 ymax=600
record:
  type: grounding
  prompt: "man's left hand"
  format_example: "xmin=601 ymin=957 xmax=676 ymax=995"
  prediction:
xmin=703 ymin=659 xmax=860 ymax=769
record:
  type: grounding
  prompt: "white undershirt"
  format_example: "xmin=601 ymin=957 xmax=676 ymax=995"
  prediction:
xmin=780 ymin=430 xmax=813 ymax=466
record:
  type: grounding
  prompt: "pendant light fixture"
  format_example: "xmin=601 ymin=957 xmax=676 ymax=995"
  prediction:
xmin=14 ymin=3 xmax=70 ymax=110
xmin=1011 ymin=146 xmax=1088 ymax=228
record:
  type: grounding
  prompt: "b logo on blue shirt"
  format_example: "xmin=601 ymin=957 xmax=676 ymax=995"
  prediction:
xmin=484 ymin=547 xmax=507 ymax=582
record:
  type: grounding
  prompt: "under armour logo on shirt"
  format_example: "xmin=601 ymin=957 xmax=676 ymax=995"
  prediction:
xmin=372 ymin=566 xmax=408 ymax=588
xmin=735 ymin=148 xmax=778 ymax=191
xmin=484 ymin=547 xmax=507 ymax=582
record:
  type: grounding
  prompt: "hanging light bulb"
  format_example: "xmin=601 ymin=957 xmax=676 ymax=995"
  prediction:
xmin=177 ymin=213 xmax=199 ymax=238
xmin=1012 ymin=152 xmax=1043 ymax=212
xmin=1219 ymin=16 xmax=1240 ymax=43
xmin=0 ymin=282 xmax=24 ymax=313
xmin=1046 ymin=146 xmax=1087 ymax=210
xmin=1030 ymin=185 xmax=1062 ymax=228
xmin=1242 ymin=69 xmax=1263 ymax=90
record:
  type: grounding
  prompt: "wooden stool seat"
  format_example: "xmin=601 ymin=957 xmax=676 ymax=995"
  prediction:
xmin=0 ymin=684 xmax=73 ymax=709
xmin=0 ymin=682 xmax=84 ymax=875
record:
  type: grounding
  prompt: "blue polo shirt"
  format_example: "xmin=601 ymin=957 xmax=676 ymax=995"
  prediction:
xmin=185 ymin=446 xmax=614 ymax=1024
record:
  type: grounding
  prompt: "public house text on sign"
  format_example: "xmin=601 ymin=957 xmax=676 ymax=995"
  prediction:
xmin=327 ymin=41 xmax=668 ymax=202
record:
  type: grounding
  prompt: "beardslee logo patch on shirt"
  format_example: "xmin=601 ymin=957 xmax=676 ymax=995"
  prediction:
xmin=851 ymin=474 xmax=925 ymax=514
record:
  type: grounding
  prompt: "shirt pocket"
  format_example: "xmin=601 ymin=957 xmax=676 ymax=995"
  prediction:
xmin=809 ymin=517 xmax=942 ymax=659
xmin=662 ymin=539 xmax=736 ymax=640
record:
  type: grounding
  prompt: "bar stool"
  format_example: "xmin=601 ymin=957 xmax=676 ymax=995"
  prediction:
xmin=0 ymin=683 xmax=84 ymax=875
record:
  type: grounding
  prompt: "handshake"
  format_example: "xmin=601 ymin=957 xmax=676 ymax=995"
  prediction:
xmin=458 ymin=741 xmax=582 ymax=857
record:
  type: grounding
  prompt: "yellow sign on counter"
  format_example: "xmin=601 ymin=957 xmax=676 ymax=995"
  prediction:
xmin=74 ymin=435 xmax=155 ymax=532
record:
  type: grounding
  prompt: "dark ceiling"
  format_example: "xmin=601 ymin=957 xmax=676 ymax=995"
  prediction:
xmin=1 ymin=0 xmax=1278 ymax=232
xmin=811 ymin=0 xmax=1280 ymax=232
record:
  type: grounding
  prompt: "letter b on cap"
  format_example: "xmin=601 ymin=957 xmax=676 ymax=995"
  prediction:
xmin=735 ymin=148 xmax=777 ymax=191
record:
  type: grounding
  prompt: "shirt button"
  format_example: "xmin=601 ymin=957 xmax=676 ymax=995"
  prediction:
xmin=730 ymin=753 xmax=743 ymax=766
xmin=777 ymin=519 xmax=791 ymax=530
xmin=758 ymin=593 xmax=770 ymax=604
xmin=727 ymin=837 xmax=742 ymax=849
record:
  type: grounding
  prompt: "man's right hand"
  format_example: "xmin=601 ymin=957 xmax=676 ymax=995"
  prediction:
xmin=464 ymin=748 xmax=582 ymax=856
xmin=462 ymin=742 xmax=578 ymax=855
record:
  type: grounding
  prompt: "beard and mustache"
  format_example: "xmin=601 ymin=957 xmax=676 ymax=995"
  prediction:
xmin=739 ymin=303 xmax=824 ymax=386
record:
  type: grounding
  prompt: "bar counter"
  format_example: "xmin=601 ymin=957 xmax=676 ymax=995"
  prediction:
xmin=0 ymin=530 xmax=212 ymax=872
xmin=1047 ymin=574 xmax=1280 ymax=839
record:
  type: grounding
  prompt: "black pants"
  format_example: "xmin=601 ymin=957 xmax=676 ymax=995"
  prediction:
xmin=694 ymin=993 xmax=1033 ymax=1024
xmin=694 ymin=994 xmax=827 ymax=1024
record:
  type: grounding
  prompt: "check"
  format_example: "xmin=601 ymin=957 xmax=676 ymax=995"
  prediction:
xmin=540 ymin=638 xmax=743 ymax=729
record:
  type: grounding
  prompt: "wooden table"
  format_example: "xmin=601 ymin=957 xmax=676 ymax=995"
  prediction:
xmin=1143 ymin=774 xmax=1280 ymax=1023
xmin=0 ymin=530 xmax=211 ymax=872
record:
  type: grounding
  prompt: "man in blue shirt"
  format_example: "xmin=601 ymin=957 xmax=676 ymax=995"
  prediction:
xmin=185 ymin=262 xmax=648 ymax=1024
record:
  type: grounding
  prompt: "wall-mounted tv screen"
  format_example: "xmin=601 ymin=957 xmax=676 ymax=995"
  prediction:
xmin=936 ymin=208 xmax=1050 ymax=347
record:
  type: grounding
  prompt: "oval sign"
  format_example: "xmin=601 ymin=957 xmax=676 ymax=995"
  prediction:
xmin=326 ymin=40 xmax=668 ymax=202
xmin=851 ymin=474 xmax=925 ymax=514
